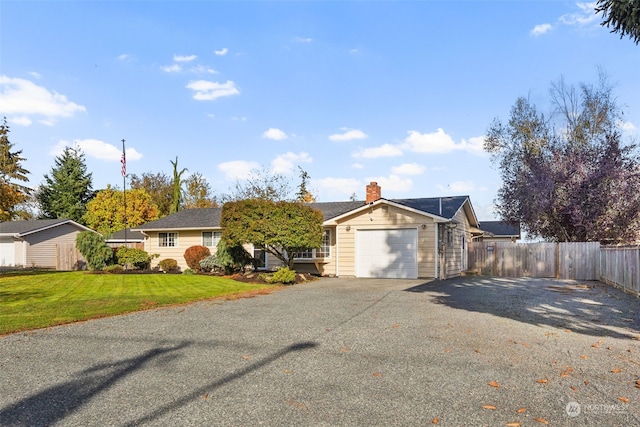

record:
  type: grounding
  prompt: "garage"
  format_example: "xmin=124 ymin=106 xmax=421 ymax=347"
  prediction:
xmin=355 ymin=229 xmax=418 ymax=279
xmin=0 ymin=237 xmax=15 ymax=267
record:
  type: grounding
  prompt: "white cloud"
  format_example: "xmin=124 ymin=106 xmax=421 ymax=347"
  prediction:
xmin=161 ymin=64 xmax=182 ymax=73
xmin=174 ymin=54 xmax=197 ymax=62
xmin=402 ymin=128 xmax=457 ymax=153
xmin=353 ymin=143 xmax=403 ymax=159
xmin=263 ymin=128 xmax=288 ymax=140
xmin=0 ymin=75 xmax=86 ymax=125
xmin=531 ymin=23 xmax=553 ymax=36
xmin=294 ymin=36 xmax=314 ymax=43
xmin=214 ymin=48 xmax=229 ymax=56
xmin=9 ymin=117 xmax=32 ymax=126
xmin=218 ymin=160 xmax=260 ymax=180
xmin=117 ymin=54 xmax=132 ymax=61
xmin=271 ymin=151 xmax=312 ymax=174
xmin=50 ymin=139 xmax=143 ymax=162
xmin=619 ymin=120 xmax=637 ymax=135
xmin=366 ymin=174 xmax=413 ymax=193
xmin=391 ymin=163 xmax=425 ymax=175
xmin=28 ymin=71 xmax=41 ymax=79
xmin=351 ymin=163 xmax=364 ymax=169
xmin=559 ymin=2 xmax=599 ymax=27
xmin=190 ymin=65 xmax=218 ymax=74
xmin=186 ymin=80 xmax=240 ymax=101
xmin=437 ymin=180 xmax=488 ymax=194
xmin=402 ymin=129 xmax=485 ymax=155
xmin=329 ymin=129 xmax=368 ymax=141
xmin=315 ymin=177 xmax=362 ymax=199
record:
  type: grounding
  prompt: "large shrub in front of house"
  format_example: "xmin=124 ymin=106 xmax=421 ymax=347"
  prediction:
xmin=184 ymin=245 xmax=211 ymax=272
xmin=214 ymin=239 xmax=253 ymax=274
xmin=75 ymin=231 xmax=113 ymax=271
xmin=115 ymin=247 xmax=153 ymax=270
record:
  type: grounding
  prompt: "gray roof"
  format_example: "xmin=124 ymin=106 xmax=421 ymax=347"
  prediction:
xmin=133 ymin=196 xmax=472 ymax=230
xmin=106 ymin=228 xmax=146 ymax=241
xmin=134 ymin=208 xmax=222 ymax=230
xmin=479 ymin=220 xmax=521 ymax=237
xmin=0 ymin=219 xmax=80 ymax=236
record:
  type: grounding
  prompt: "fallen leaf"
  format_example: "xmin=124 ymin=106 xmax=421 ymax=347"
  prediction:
xmin=537 ymin=379 xmax=548 ymax=384
xmin=611 ymin=368 xmax=622 ymax=373
xmin=570 ymin=386 xmax=578 ymax=391
xmin=242 ymin=355 xmax=251 ymax=360
xmin=283 ymin=369 xmax=292 ymax=374
xmin=522 ymin=342 xmax=530 ymax=347
xmin=592 ymin=343 xmax=600 ymax=348
xmin=432 ymin=417 xmax=439 ymax=424
xmin=534 ymin=417 xmax=549 ymax=424
xmin=488 ymin=381 xmax=500 ymax=388
xmin=598 ymin=339 xmax=604 ymax=343
xmin=391 ymin=324 xmax=400 ymax=328
xmin=444 ymin=348 xmax=451 ymax=353
xmin=203 ymin=393 xmax=208 ymax=400
xmin=618 ymin=397 xmax=630 ymax=403
xmin=635 ymin=385 xmax=640 ymax=389
xmin=373 ymin=372 xmax=382 ymax=377
xmin=505 ymin=423 xmax=521 ymax=427
xmin=561 ymin=368 xmax=574 ymax=377
xmin=584 ymin=380 xmax=590 ymax=386
xmin=340 ymin=347 xmax=349 ymax=353
xmin=565 ymin=329 xmax=572 ymax=333
xmin=636 ymin=380 xmax=640 ymax=385
xmin=483 ymin=405 xmax=497 ymax=410
xmin=475 ymin=349 xmax=481 ymax=353
xmin=516 ymin=407 xmax=527 ymax=413
xmin=580 ymin=355 xmax=589 ymax=360
xmin=607 ymin=346 xmax=613 ymax=350
xmin=286 ymin=400 xmax=307 ymax=409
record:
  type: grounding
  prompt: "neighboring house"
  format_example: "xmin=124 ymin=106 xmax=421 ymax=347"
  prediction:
xmin=478 ymin=221 xmax=521 ymax=242
xmin=134 ymin=182 xmax=482 ymax=279
xmin=105 ymin=228 xmax=146 ymax=250
xmin=0 ymin=219 xmax=93 ymax=269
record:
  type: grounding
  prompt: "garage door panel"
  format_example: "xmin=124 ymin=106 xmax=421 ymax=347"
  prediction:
xmin=356 ymin=229 xmax=417 ymax=279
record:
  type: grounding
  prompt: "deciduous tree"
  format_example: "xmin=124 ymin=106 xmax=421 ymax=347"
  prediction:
xmin=83 ymin=186 xmax=159 ymax=235
xmin=130 ymin=172 xmax=173 ymax=217
xmin=37 ymin=146 xmax=94 ymax=223
xmin=484 ymin=73 xmax=640 ymax=243
xmin=222 ymin=166 xmax=293 ymax=202
xmin=170 ymin=157 xmax=187 ymax=213
xmin=0 ymin=117 xmax=30 ymax=221
xmin=221 ymin=199 xmax=323 ymax=268
xmin=182 ymin=172 xmax=218 ymax=208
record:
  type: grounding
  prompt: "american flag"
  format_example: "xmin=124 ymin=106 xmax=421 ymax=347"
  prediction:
xmin=120 ymin=148 xmax=126 ymax=177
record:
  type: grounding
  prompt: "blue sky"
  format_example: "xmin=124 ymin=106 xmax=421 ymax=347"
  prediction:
xmin=1 ymin=1 xmax=638 ymax=220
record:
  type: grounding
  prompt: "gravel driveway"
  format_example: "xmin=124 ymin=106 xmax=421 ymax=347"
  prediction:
xmin=1 ymin=276 xmax=639 ymax=426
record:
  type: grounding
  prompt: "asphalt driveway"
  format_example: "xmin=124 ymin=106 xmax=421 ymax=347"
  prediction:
xmin=1 ymin=276 xmax=639 ymax=426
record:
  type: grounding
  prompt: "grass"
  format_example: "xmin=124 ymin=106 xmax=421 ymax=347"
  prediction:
xmin=0 ymin=270 xmax=275 ymax=335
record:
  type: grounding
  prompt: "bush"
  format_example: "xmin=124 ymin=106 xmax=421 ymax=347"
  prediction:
xmin=184 ymin=245 xmax=211 ymax=272
xmin=199 ymin=255 xmax=221 ymax=273
xmin=116 ymin=247 xmax=152 ymax=270
xmin=158 ymin=258 xmax=179 ymax=273
xmin=182 ymin=269 xmax=195 ymax=275
xmin=75 ymin=231 xmax=114 ymax=271
xmin=103 ymin=264 xmax=125 ymax=274
xmin=215 ymin=239 xmax=253 ymax=274
xmin=268 ymin=267 xmax=296 ymax=284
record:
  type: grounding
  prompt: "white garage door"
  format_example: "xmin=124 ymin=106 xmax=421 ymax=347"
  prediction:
xmin=356 ymin=229 xmax=418 ymax=279
xmin=0 ymin=238 xmax=15 ymax=267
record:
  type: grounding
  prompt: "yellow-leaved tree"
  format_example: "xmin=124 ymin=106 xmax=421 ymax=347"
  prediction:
xmin=83 ymin=185 xmax=159 ymax=235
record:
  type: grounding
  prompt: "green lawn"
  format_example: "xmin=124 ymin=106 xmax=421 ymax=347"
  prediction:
xmin=0 ymin=270 xmax=274 ymax=335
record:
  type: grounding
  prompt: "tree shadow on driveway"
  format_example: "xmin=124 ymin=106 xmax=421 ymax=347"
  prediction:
xmin=0 ymin=340 xmax=318 ymax=427
xmin=405 ymin=276 xmax=640 ymax=340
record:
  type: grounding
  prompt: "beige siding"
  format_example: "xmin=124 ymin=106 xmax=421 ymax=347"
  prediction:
xmin=441 ymin=208 xmax=473 ymax=279
xmin=23 ymin=224 xmax=84 ymax=268
xmin=335 ymin=204 xmax=437 ymax=278
xmin=145 ymin=230 xmax=218 ymax=270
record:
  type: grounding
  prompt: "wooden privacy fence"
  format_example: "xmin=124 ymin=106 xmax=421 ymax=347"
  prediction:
xmin=600 ymin=246 xmax=640 ymax=296
xmin=468 ymin=242 xmax=640 ymax=296
xmin=467 ymin=242 xmax=601 ymax=280
xmin=56 ymin=243 xmax=87 ymax=271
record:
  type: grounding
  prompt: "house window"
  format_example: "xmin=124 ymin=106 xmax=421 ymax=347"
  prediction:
xmin=317 ymin=230 xmax=331 ymax=258
xmin=294 ymin=230 xmax=331 ymax=259
xmin=202 ymin=231 xmax=222 ymax=248
xmin=159 ymin=232 xmax=178 ymax=247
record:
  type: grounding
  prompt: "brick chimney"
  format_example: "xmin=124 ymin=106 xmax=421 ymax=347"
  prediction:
xmin=366 ymin=181 xmax=381 ymax=204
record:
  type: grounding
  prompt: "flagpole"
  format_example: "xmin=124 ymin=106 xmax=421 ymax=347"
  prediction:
xmin=122 ymin=139 xmax=127 ymax=247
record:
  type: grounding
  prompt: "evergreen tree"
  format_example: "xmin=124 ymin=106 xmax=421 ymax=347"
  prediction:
xmin=37 ymin=146 xmax=94 ymax=223
xmin=170 ymin=156 xmax=187 ymax=213
xmin=0 ymin=117 xmax=31 ymax=221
